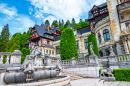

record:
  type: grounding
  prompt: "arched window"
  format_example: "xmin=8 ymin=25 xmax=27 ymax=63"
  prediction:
xmin=103 ymin=29 xmax=110 ymax=41
xmin=98 ymin=33 xmax=102 ymax=44
xmin=105 ymin=49 xmax=110 ymax=56
xmin=99 ymin=50 xmax=103 ymax=56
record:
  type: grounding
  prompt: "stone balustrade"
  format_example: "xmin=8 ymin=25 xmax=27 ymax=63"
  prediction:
xmin=0 ymin=50 xmax=22 ymax=64
xmin=61 ymin=57 xmax=89 ymax=66
xmin=107 ymin=54 xmax=130 ymax=62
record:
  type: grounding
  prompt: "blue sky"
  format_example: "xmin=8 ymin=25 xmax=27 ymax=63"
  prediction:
xmin=0 ymin=0 xmax=106 ymax=35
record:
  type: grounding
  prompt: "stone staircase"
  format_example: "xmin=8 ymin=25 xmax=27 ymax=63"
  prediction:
xmin=61 ymin=72 xmax=83 ymax=81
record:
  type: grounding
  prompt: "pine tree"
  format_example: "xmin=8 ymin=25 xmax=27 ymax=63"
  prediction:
xmin=67 ymin=20 xmax=70 ymax=24
xmin=80 ymin=19 xmax=82 ymax=22
xmin=0 ymin=24 xmax=10 ymax=52
xmin=72 ymin=18 xmax=76 ymax=24
xmin=45 ymin=20 xmax=50 ymax=26
xmin=61 ymin=19 xmax=64 ymax=26
xmin=60 ymin=28 xmax=78 ymax=60
xmin=51 ymin=20 xmax=58 ymax=27
xmin=64 ymin=22 xmax=69 ymax=28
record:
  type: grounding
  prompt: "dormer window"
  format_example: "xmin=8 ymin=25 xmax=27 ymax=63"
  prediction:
xmin=33 ymin=34 xmax=34 ymax=36
xmin=35 ymin=33 xmax=36 ymax=35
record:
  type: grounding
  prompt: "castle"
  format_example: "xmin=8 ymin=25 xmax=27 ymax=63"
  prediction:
xmin=26 ymin=0 xmax=130 ymax=58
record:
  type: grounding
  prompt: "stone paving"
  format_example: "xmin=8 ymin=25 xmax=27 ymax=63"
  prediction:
xmin=71 ymin=78 xmax=130 ymax=86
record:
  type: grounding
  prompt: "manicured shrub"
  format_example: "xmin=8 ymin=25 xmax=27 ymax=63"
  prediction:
xmin=87 ymin=34 xmax=99 ymax=56
xmin=60 ymin=28 xmax=78 ymax=60
xmin=113 ymin=69 xmax=130 ymax=81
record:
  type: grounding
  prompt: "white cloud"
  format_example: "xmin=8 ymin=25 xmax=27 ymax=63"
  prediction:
xmin=14 ymin=15 xmax=35 ymax=31
xmin=29 ymin=6 xmax=33 ymax=15
xmin=0 ymin=3 xmax=17 ymax=19
xmin=27 ymin=0 xmax=106 ymax=23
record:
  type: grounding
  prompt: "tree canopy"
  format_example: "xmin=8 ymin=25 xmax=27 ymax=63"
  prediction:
xmin=45 ymin=20 xmax=50 ymax=26
xmin=60 ymin=28 xmax=78 ymax=60
xmin=0 ymin=24 xmax=10 ymax=52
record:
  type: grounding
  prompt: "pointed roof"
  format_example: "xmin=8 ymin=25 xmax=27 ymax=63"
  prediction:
xmin=32 ymin=24 xmax=59 ymax=40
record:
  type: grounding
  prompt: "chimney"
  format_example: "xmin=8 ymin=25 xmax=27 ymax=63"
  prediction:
xmin=51 ymin=25 xmax=55 ymax=29
xmin=47 ymin=25 xmax=50 ymax=32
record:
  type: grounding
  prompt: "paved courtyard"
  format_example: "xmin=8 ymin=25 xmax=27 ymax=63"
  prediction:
xmin=71 ymin=78 xmax=130 ymax=86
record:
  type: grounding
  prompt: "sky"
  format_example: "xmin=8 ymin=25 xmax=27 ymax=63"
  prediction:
xmin=0 ymin=0 xmax=106 ymax=35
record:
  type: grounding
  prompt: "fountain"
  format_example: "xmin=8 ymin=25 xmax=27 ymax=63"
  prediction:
xmin=0 ymin=45 xmax=70 ymax=86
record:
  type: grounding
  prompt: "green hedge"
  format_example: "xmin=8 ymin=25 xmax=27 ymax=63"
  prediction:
xmin=21 ymin=48 xmax=30 ymax=64
xmin=113 ymin=69 xmax=130 ymax=81
xmin=60 ymin=28 xmax=78 ymax=60
xmin=87 ymin=34 xmax=99 ymax=56
xmin=99 ymin=68 xmax=130 ymax=81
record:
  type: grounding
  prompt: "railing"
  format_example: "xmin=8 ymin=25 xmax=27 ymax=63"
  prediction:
xmin=0 ymin=52 xmax=12 ymax=64
xmin=61 ymin=57 xmax=89 ymax=66
xmin=108 ymin=54 xmax=130 ymax=62
xmin=0 ymin=50 xmax=21 ymax=64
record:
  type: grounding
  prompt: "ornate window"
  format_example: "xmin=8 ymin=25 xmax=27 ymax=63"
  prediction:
xmin=56 ymin=46 xmax=60 ymax=54
xmin=103 ymin=29 xmax=110 ymax=41
xmin=84 ymin=39 xmax=88 ymax=50
xmin=98 ymin=33 xmax=102 ymax=44
xmin=76 ymin=41 xmax=79 ymax=50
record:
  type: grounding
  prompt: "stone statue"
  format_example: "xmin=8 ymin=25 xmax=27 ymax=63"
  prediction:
xmin=100 ymin=67 xmax=114 ymax=77
xmin=24 ymin=57 xmax=34 ymax=82
xmin=23 ymin=45 xmax=44 ymax=67
xmin=89 ymin=42 xmax=96 ymax=56
xmin=109 ymin=45 xmax=115 ymax=56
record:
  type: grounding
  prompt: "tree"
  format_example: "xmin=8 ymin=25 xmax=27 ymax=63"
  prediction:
xmin=59 ymin=20 xmax=62 ymax=26
xmin=60 ymin=28 xmax=78 ymax=60
xmin=87 ymin=34 xmax=99 ymax=56
xmin=6 ymin=33 xmax=20 ymax=52
xmin=67 ymin=20 xmax=70 ymax=24
xmin=0 ymin=24 xmax=10 ymax=52
xmin=64 ymin=22 xmax=69 ymax=28
xmin=72 ymin=18 xmax=76 ymax=24
xmin=45 ymin=20 xmax=50 ymax=26
xmin=85 ymin=19 xmax=88 ymax=22
xmin=61 ymin=19 xmax=64 ymax=26
xmin=80 ymin=21 xmax=90 ymax=28
xmin=51 ymin=20 xmax=58 ymax=27
xmin=21 ymin=48 xmax=30 ymax=64
xmin=80 ymin=19 xmax=82 ymax=22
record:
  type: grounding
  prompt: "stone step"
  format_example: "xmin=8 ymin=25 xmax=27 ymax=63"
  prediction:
xmin=61 ymin=72 xmax=83 ymax=81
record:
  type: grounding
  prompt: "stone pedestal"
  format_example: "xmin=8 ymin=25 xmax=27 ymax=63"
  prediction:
xmin=10 ymin=50 xmax=22 ymax=64
xmin=44 ymin=54 xmax=51 ymax=66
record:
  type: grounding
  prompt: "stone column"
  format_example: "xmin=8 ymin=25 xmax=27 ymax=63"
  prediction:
xmin=116 ymin=43 xmax=123 ymax=55
xmin=127 ymin=39 xmax=130 ymax=53
xmin=6 ymin=55 xmax=9 ymax=64
xmin=124 ymin=39 xmax=129 ymax=54
xmin=0 ymin=55 xmax=3 ymax=64
xmin=100 ymin=29 xmax=104 ymax=43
